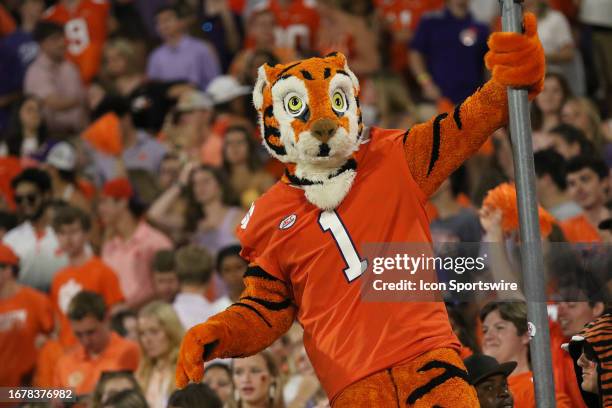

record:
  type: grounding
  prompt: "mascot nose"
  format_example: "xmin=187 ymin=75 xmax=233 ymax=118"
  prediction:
xmin=311 ymin=118 xmax=338 ymax=143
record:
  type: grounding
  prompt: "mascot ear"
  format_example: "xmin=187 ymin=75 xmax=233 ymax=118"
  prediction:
xmin=252 ymin=64 xmax=269 ymax=111
xmin=325 ymin=51 xmax=360 ymax=96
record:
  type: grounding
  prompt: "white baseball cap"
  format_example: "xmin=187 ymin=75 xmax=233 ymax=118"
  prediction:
xmin=176 ymin=90 xmax=214 ymax=112
xmin=46 ymin=142 xmax=77 ymax=171
xmin=205 ymin=76 xmax=251 ymax=105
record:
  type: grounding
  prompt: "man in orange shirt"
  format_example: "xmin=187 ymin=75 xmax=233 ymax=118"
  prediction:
xmin=0 ymin=243 xmax=54 ymax=386
xmin=54 ymin=291 xmax=139 ymax=397
xmin=50 ymin=205 xmax=124 ymax=347
xmin=43 ymin=0 xmax=111 ymax=83
xmin=561 ymin=156 xmax=610 ymax=242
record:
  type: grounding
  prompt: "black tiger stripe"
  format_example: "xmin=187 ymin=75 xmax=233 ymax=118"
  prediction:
xmin=244 ymin=266 xmax=280 ymax=281
xmin=427 ymin=113 xmax=448 ymax=176
xmin=324 ymin=67 xmax=331 ymax=79
xmin=301 ymin=70 xmax=314 ymax=80
xmin=587 ymin=339 xmax=612 ymax=348
xmin=406 ymin=360 xmax=469 ymax=405
xmin=263 ymin=124 xmax=287 ymax=155
xmin=242 ymin=296 xmax=293 ymax=311
xmin=264 ymin=106 xmax=274 ymax=117
xmin=402 ymin=129 xmax=410 ymax=145
xmin=325 ymin=51 xmax=338 ymax=57
xmin=276 ymin=62 xmax=301 ymax=79
xmin=285 ymin=158 xmax=357 ymax=186
xmin=336 ymin=70 xmax=350 ymax=77
xmin=453 ymin=101 xmax=463 ymax=130
xmin=231 ymin=303 xmax=272 ymax=328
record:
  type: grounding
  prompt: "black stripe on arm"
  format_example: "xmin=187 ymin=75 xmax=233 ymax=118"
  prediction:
xmin=301 ymin=70 xmax=314 ymax=80
xmin=231 ymin=302 xmax=272 ymax=328
xmin=427 ymin=113 xmax=448 ymax=176
xmin=453 ymin=101 xmax=463 ymax=130
xmin=244 ymin=266 xmax=280 ymax=281
xmin=242 ymin=296 xmax=293 ymax=311
xmin=325 ymin=51 xmax=338 ymax=57
xmin=402 ymin=129 xmax=411 ymax=145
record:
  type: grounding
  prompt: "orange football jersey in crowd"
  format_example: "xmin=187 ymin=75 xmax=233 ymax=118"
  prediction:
xmin=508 ymin=371 xmax=573 ymax=408
xmin=44 ymin=0 xmax=111 ymax=83
xmin=267 ymin=0 xmax=320 ymax=51
xmin=0 ymin=286 xmax=54 ymax=386
xmin=560 ymin=214 xmax=602 ymax=243
xmin=49 ymin=256 xmax=124 ymax=347
xmin=238 ymin=128 xmax=460 ymax=401
xmin=54 ymin=332 xmax=139 ymax=395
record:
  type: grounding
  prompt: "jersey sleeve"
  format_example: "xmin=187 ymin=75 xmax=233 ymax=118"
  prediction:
xmin=236 ymin=194 xmax=288 ymax=282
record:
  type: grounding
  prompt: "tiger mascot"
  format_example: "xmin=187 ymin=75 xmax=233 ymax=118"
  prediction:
xmin=177 ymin=13 xmax=545 ymax=407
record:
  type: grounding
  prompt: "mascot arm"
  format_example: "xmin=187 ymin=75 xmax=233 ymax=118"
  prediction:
xmin=176 ymin=265 xmax=296 ymax=387
xmin=403 ymin=12 xmax=545 ymax=197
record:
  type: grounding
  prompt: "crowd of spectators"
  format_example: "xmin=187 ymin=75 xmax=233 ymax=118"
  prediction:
xmin=0 ymin=0 xmax=611 ymax=407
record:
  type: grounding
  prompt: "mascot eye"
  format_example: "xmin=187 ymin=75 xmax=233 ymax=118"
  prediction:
xmin=332 ymin=91 xmax=348 ymax=113
xmin=284 ymin=94 xmax=306 ymax=117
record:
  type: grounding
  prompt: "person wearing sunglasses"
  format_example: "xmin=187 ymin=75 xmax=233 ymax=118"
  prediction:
xmin=565 ymin=308 xmax=612 ymax=408
xmin=3 ymin=167 xmax=68 ymax=291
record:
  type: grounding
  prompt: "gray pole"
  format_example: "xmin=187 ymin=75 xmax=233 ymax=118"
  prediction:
xmin=499 ymin=1 xmax=556 ymax=407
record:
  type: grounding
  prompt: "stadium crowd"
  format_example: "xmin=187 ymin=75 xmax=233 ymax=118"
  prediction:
xmin=0 ymin=0 xmax=611 ymax=406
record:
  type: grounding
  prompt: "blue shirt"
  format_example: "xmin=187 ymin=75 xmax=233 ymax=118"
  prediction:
xmin=3 ymin=29 xmax=38 ymax=86
xmin=147 ymin=35 xmax=221 ymax=91
xmin=411 ymin=8 xmax=489 ymax=104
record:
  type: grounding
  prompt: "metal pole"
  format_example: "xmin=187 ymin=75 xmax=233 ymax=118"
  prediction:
xmin=499 ymin=1 xmax=556 ymax=407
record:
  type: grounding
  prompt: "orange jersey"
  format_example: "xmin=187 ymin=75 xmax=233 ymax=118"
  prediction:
xmin=508 ymin=371 xmax=573 ymax=408
xmin=237 ymin=128 xmax=460 ymax=400
xmin=44 ymin=0 xmax=110 ymax=83
xmin=267 ymin=0 xmax=320 ymax=51
xmin=560 ymin=214 xmax=602 ymax=243
xmin=0 ymin=286 xmax=54 ymax=386
xmin=50 ymin=256 xmax=124 ymax=347
xmin=54 ymin=332 xmax=139 ymax=395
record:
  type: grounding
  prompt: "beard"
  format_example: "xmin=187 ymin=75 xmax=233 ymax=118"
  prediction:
xmin=22 ymin=201 xmax=47 ymax=222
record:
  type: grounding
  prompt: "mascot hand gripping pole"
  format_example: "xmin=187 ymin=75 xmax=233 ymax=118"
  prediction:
xmin=177 ymin=13 xmax=545 ymax=407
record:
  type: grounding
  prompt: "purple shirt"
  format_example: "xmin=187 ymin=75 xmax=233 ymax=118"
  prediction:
xmin=146 ymin=35 xmax=221 ymax=90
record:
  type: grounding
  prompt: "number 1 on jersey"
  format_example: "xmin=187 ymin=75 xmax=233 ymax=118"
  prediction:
xmin=318 ymin=211 xmax=368 ymax=282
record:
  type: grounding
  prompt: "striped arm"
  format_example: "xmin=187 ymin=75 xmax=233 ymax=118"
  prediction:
xmin=177 ymin=265 xmax=295 ymax=387
xmin=403 ymin=80 xmax=508 ymax=198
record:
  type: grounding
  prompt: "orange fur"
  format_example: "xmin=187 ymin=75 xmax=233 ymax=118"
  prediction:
xmin=262 ymin=53 xmax=354 ymax=145
xmin=176 ymin=272 xmax=296 ymax=388
xmin=333 ymin=348 xmax=479 ymax=407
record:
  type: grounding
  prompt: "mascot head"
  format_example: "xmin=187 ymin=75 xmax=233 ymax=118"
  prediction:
xmin=253 ymin=52 xmax=363 ymax=169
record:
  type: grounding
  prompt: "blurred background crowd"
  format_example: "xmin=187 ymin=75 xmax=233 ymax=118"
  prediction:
xmin=0 ymin=0 xmax=611 ymax=407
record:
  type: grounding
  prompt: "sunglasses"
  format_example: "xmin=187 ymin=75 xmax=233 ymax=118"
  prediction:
xmin=14 ymin=193 xmax=39 ymax=205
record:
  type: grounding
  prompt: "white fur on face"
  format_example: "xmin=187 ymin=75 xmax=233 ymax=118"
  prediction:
xmin=268 ymin=76 xmax=310 ymax=163
xmin=290 ymin=73 xmax=360 ymax=166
